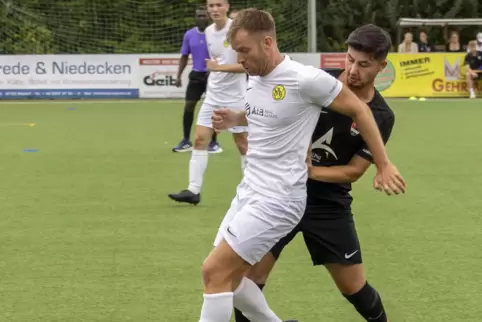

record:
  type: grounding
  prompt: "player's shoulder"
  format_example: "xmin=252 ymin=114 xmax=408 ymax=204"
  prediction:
xmin=370 ymin=90 xmax=394 ymax=122
xmin=205 ymin=23 xmax=216 ymax=34
xmin=184 ymin=27 xmax=196 ymax=37
xmin=280 ymin=58 xmax=332 ymax=84
xmin=321 ymin=68 xmax=344 ymax=79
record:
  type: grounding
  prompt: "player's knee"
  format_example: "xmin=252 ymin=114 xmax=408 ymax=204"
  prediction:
xmin=201 ymin=256 xmax=245 ymax=292
xmin=245 ymin=253 xmax=276 ymax=284
xmin=246 ymin=266 xmax=269 ymax=285
xmin=201 ymin=257 xmax=230 ymax=289
xmin=327 ymin=263 xmax=366 ymax=295
xmin=338 ymin=277 xmax=366 ymax=295
xmin=194 ymin=132 xmax=211 ymax=150
xmin=184 ymin=101 xmax=197 ymax=113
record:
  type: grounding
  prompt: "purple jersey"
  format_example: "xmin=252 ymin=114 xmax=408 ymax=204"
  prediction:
xmin=181 ymin=27 xmax=209 ymax=72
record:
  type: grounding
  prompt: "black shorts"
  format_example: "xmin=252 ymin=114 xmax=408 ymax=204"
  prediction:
xmin=185 ymin=71 xmax=208 ymax=101
xmin=271 ymin=209 xmax=362 ymax=266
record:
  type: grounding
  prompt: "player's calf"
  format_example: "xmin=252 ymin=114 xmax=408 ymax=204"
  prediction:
xmin=326 ymin=263 xmax=387 ymax=322
xmin=343 ymin=282 xmax=388 ymax=322
xmin=234 ymin=252 xmax=279 ymax=322
xmin=200 ymin=240 xmax=282 ymax=322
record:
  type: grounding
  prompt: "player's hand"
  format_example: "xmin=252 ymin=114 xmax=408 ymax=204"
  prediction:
xmin=175 ymin=78 xmax=182 ymax=87
xmin=212 ymin=108 xmax=238 ymax=132
xmin=373 ymin=162 xmax=406 ymax=195
xmin=206 ymin=59 xmax=219 ymax=71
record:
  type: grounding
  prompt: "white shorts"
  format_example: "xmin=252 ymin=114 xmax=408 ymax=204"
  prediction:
xmin=213 ymin=181 xmax=306 ymax=265
xmin=196 ymin=101 xmax=248 ymax=133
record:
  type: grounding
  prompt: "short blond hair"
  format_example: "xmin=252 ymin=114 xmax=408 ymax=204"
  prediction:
xmin=228 ymin=8 xmax=276 ymax=43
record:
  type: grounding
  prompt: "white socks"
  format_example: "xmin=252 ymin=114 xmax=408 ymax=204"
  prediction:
xmin=198 ymin=292 xmax=233 ymax=322
xmin=198 ymin=278 xmax=281 ymax=322
xmin=188 ymin=149 xmax=208 ymax=194
xmin=233 ymin=278 xmax=282 ymax=322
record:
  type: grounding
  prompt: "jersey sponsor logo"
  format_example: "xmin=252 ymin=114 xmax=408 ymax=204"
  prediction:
xmin=272 ymin=85 xmax=286 ymax=101
xmin=223 ymin=39 xmax=229 ymax=48
xmin=312 ymin=127 xmax=338 ymax=161
xmin=245 ymin=102 xmax=277 ymax=118
xmin=350 ymin=122 xmax=359 ymax=136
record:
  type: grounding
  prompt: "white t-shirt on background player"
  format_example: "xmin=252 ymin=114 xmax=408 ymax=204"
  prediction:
xmin=197 ymin=18 xmax=247 ymax=133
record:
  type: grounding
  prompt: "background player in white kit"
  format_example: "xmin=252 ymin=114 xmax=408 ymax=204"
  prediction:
xmin=198 ymin=9 xmax=406 ymax=322
xmin=168 ymin=0 xmax=247 ymax=206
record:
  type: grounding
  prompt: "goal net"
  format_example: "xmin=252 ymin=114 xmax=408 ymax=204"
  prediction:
xmin=0 ymin=0 xmax=308 ymax=55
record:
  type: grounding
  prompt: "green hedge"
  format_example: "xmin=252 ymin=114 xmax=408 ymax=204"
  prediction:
xmin=0 ymin=0 xmax=480 ymax=54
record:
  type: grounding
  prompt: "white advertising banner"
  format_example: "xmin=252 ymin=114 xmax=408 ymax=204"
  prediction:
xmin=0 ymin=53 xmax=323 ymax=99
xmin=137 ymin=56 xmax=192 ymax=98
xmin=0 ymin=54 xmax=138 ymax=99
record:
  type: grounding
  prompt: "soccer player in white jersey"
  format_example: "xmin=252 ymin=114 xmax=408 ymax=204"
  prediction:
xmin=168 ymin=0 xmax=248 ymax=205
xmin=197 ymin=9 xmax=406 ymax=322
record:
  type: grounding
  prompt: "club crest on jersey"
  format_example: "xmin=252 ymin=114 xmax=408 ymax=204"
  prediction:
xmin=350 ymin=122 xmax=359 ymax=136
xmin=272 ymin=85 xmax=286 ymax=101
xmin=223 ymin=39 xmax=229 ymax=47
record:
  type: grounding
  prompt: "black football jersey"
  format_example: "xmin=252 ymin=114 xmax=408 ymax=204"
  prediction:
xmin=307 ymin=68 xmax=395 ymax=211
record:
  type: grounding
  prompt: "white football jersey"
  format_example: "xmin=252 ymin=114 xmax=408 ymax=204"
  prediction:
xmin=243 ymin=56 xmax=342 ymax=200
xmin=205 ymin=19 xmax=246 ymax=105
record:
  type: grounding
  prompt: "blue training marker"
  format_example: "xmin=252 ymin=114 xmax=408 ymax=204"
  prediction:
xmin=23 ymin=149 xmax=40 ymax=152
xmin=67 ymin=107 xmax=76 ymax=110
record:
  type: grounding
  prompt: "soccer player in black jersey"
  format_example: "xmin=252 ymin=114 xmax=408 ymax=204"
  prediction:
xmin=234 ymin=24 xmax=395 ymax=322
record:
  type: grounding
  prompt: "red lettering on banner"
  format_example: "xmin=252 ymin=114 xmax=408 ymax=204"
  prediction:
xmin=320 ymin=53 xmax=346 ymax=68
xmin=139 ymin=58 xmax=192 ymax=65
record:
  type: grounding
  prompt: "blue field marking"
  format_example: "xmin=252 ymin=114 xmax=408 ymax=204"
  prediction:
xmin=23 ymin=149 xmax=40 ymax=152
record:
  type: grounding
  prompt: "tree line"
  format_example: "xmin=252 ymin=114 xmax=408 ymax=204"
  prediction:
xmin=0 ymin=0 xmax=480 ymax=54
